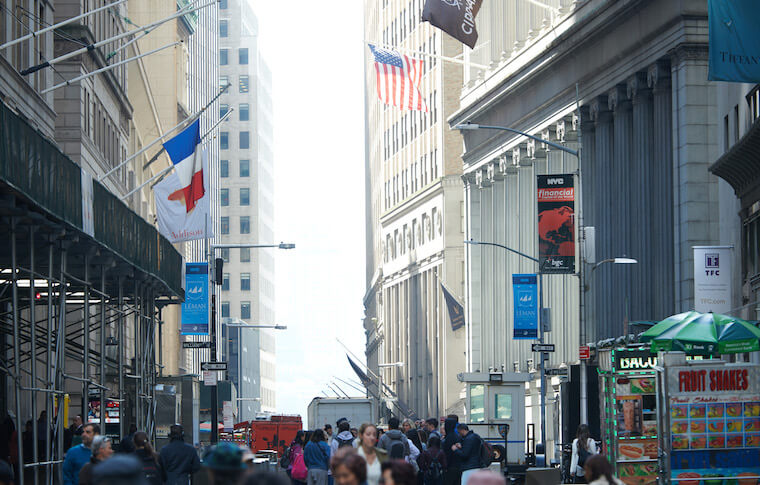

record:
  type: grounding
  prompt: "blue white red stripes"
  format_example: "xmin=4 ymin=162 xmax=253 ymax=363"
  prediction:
xmin=369 ymin=44 xmax=427 ymax=112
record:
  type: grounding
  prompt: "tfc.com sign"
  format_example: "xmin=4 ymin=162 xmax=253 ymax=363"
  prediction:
xmin=693 ymin=246 xmax=733 ymax=314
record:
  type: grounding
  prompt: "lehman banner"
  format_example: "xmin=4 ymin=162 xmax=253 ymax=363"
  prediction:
xmin=537 ymin=174 xmax=575 ymax=273
xmin=181 ymin=262 xmax=209 ymax=335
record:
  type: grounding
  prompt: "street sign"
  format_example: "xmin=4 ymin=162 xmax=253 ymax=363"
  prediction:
xmin=182 ymin=341 xmax=212 ymax=349
xmin=203 ymin=370 xmax=217 ymax=387
xmin=532 ymin=343 xmax=555 ymax=353
xmin=201 ymin=361 xmax=228 ymax=371
xmin=579 ymin=345 xmax=591 ymax=360
xmin=546 ymin=368 xmax=569 ymax=376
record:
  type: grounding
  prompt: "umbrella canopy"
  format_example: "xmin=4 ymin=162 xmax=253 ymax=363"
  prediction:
xmin=640 ymin=311 xmax=760 ymax=355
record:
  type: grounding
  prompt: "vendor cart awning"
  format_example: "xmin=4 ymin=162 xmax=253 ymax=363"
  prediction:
xmin=640 ymin=311 xmax=760 ymax=354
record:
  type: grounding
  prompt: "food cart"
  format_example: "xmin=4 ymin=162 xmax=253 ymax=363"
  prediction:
xmin=655 ymin=352 xmax=760 ymax=484
xmin=598 ymin=347 xmax=660 ymax=485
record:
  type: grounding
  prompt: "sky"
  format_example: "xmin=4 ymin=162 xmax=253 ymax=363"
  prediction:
xmin=249 ymin=0 xmax=368 ymax=421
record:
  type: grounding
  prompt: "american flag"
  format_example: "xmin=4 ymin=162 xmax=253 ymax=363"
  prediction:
xmin=369 ymin=44 xmax=428 ymax=112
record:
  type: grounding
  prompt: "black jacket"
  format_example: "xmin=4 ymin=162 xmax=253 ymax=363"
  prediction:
xmin=136 ymin=448 xmax=167 ymax=485
xmin=452 ymin=431 xmax=481 ymax=471
xmin=158 ymin=439 xmax=200 ymax=485
xmin=441 ymin=418 xmax=461 ymax=472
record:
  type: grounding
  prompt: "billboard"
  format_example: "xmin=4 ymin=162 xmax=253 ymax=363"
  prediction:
xmin=693 ymin=246 xmax=733 ymax=314
xmin=513 ymin=274 xmax=538 ymax=340
xmin=537 ymin=174 xmax=575 ymax=273
xmin=181 ymin=262 xmax=209 ymax=335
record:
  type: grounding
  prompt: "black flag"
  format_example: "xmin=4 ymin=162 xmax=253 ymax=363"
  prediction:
xmin=422 ymin=0 xmax=483 ymax=49
xmin=440 ymin=283 xmax=465 ymax=331
xmin=346 ymin=355 xmax=372 ymax=388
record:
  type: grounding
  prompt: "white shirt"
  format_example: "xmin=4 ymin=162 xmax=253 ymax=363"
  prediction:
xmin=570 ymin=438 xmax=598 ymax=476
xmin=358 ymin=446 xmax=382 ymax=485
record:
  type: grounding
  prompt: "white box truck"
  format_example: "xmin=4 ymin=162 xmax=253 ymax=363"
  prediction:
xmin=307 ymin=397 xmax=375 ymax=430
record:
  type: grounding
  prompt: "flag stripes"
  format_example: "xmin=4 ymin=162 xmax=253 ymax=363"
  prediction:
xmin=369 ymin=44 xmax=427 ymax=112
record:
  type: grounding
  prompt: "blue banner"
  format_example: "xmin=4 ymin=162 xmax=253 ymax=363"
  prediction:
xmin=708 ymin=0 xmax=760 ymax=83
xmin=441 ymin=283 xmax=466 ymax=331
xmin=181 ymin=262 xmax=209 ymax=335
xmin=513 ymin=274 xmax=538 ymax=340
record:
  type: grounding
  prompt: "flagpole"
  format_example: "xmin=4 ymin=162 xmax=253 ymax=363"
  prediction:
xmin=364 ymin=40 xmax=489 ymax=70
xmin=119 ymin=108 xmax=233 ymax=201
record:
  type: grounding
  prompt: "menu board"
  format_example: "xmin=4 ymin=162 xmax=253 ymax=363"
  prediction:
xmin=670 ymin=399 xmax=760 ymax=451
xmin=614 ymin=376 xmax=659 ymax=485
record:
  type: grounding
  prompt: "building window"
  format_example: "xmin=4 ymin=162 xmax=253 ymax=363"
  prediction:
xmin=240 ymin=301 xmax=251 ymax=319
xmin=220 ymin=49 xmax=229 ymax=65
xmin=221 ymin=216 xmax=229 ymax=234
xmin=239 ymin=103 xmax=249 ymax=121
xmin=219 ymin=20 xmax=228 ymax=37
xmin=240 ymin=131 xmax=250 ymax=149
xmin=220 ymin=132 xmax=229 ymax=150
xmin=494 ymin=393 xmax=512 ymax=420
xmin=220 ymin=104 xmax=229 ymax=119
xmin=220 ymin=160 xmax=229 ymax=178
xmin=470 ymin=384 xmax=485 ymax=423
xmin=219 ymin=0 xmax=227 ymax=8
xmin=221 ymin=301 xmax=230 ymax=318
xmin=220 ymin=188 xmax=229 ymax=206
xmin=239 ymin=75 xmax=249 ymax=93
xmin=219 ymin=76 xmax=229 ymax=90
xmin=220 ymin=248 xmax=230 ymax=262
xmin=239 ymin=48 xmax=248 ymax=64
xmin=240 ymin=160 xmax=250 ymax=177
xmin=240 ymin=273 xmax=251 ymax=291
xmin=240 ymin=188 xmax=250 ymax=206
xmin=240 ymin=216 xmax=250 ymax=234
xmin=222 ymin=273 xmax=230 ymax=292
xmin=240 ymin=248 xmax=250 ymax=262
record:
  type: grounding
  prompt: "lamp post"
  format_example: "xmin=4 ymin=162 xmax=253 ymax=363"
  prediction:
xmin=578 ymin=257 xmax=637 ymax=423
xmin=207 ymin=242 xmax=294 ymax=443
xmin=464 ymin=239 xmax=548 ymax=447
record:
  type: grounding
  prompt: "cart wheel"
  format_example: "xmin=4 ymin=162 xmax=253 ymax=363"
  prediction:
xmin=492 ymin=444 xmax=506 ymax=463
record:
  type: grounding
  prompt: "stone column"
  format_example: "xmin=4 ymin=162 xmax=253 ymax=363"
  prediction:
xmin=463 ymin=172 xmax=481 ymax=371
xmin=580 ymin=106 xmax=596 ymax=336
xmin=590 ymin=96 xmax=611 ymax=342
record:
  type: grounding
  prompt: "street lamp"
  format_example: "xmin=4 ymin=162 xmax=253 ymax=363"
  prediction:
xmin=464 ymin=239 xmax=549 ymax=447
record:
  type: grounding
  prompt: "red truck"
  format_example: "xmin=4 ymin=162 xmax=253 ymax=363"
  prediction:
xmin=226 ymin=415 xmax=303 ymax=457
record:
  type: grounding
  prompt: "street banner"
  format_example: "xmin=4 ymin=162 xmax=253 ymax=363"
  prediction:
xmin=693 ymin=246 xmax=733 ymax=314
xmin=440 ymin=282 xmax=465 ymax=331
xmin=223 ymin=401 xmax=233 ymax=432
xmin=347 ymin=355 xmax=372 ymax=388
xmin=513 ymin=274 xmax=538 ymax=340
xmin=181 ymin=262 xmax=209 ymax=335
xmin=537 ymin=174 xmax=575 ymax=273
xmin=422 ymin=0 xmax=483 ymax=49
xmin=154 ymin=120 xmax=213 ymax=243
xmin=708 ymin=0 xmax=760 ymax=83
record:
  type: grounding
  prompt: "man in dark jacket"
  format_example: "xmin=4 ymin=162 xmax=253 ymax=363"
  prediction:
xmin=377 ymin=417 xmax=410 ymax=458
xmin=442 ymin=417 xmax=461 ymax=485
xmin=158 ymin=425 xmax=200 ymax=485
xmin=451 ymin=424 xmax=483 ymax=485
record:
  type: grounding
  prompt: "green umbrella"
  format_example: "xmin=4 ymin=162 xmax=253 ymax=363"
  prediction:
xmin=640 ymin=311 xmax=760 ymax=355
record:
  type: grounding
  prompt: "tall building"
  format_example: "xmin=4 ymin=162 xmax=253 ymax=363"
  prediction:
xmin=217 ymin=0 xmax=276 ymax=418
xmin=363 ymin=0 xmax=466 ymax=420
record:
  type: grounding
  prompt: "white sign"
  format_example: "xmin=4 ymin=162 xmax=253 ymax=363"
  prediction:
xmin=203 ymin=370 xmax=217 ymax=387
xmin=81 ymin=170 xmax=94 ymax=237
xmin=693 ymin=246 xmax=733 ymax=314
xmin=223 ymin=401 xmax=234 ymax=432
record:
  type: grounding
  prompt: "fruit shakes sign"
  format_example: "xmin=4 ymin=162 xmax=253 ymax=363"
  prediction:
xmin=537 ymin=175 xmax=575 ymax=274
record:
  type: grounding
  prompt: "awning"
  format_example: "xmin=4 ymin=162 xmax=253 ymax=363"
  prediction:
xmin=710 ymin=117 xmax=760 ymax=203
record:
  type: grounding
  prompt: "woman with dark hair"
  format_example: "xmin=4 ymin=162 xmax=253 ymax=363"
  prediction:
xmin=583 ymin=455 xmax=623 ymax=485
xmin=381 ymin=460 xmax=417 ymax=485
xmin=405 ymin=429 xmax=421 ymax=473
xmin=304 ymin=429 xmax=331 ymax=485
xmin=570 ymin=424 xmax=598 ymax=483
xmin=418 ymin=435 xmax=447 ymax=485
xmin=133 ymin=431 xmax=166 ymax=485
xmin=330 ymin=447 xmax=367 ymax=485
xmin=288 ymin=430 xmax=307 ymax=485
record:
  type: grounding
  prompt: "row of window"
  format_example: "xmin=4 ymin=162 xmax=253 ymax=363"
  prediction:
xmin=386 ymin=149 xmax=438 ymax=209
xmin=384 ymin=93 xmax=437 ymax=159
xmin=221 ymin=301 xmax=251 ymax=319
xmin=220 ymin=188 xmax=250 ymax=207
xmin=220 ymin=131 xmax=250 ymax=150
xmin=220 ymin=48 xmax=248 ymax=65
xmin=219 ymin=75 xmax=249 ymax=93
xmin=382 ymin=0 xmax=426 ymax=47
xmin=219 ymin=248 xmax=251 ymax=263
xmin=221 ymin=273 xmax=252 ymax=292
xmin=220 ymin=216 xmax=250 ymax=235
xmin=384 ymin=207 xmax=441 ymax=261
xmin=220 ymin=159 xmax=250 ymax=178
xmin=220 ymin=103 xmax=250 ymax=121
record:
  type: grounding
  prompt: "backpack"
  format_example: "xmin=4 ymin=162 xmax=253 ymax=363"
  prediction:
xmin=335 ymin=435 xmax=354 ymax=448
xmin=291 ymin=453 xmax=308 ymax=481
xmin=479 ymin=438 xmax=494 ymax=468
xmin=390 ymin=441 xmax=406 ymax=459
xmin=279 ymin=446 xmax=291 ymax=469
xmin=577 ymin=443 xmax=591 ymax=468
xmin=424 ymin=451 xmax=445 ymax=484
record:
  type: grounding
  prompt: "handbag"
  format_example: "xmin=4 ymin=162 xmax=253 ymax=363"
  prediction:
xmin=291 ymin=453 xmax=308 ymax=481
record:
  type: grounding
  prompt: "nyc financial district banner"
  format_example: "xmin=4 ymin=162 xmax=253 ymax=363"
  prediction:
xmin=537 ymin=174 xmax=575 ymax=274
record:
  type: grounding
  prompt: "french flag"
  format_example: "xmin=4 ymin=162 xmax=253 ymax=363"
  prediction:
xmin=163 ymin=120 xmax=205 ymax=213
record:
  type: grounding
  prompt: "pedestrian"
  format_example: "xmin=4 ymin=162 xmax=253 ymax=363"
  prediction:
xmin=202 ymin=441 xmax=246 ymax=485
xmin=583 ymin=455 xmax=623 ymax=485
xmin=70 ymin=415 xmax=85 ymax=447
xmin=287 ymin=430 xmax=307 ymax=485
xmin=324 ymin=425 xmax=334 ymax=447
xmin=463 ymin=470 xmax=506 ymax=485
xmin=424 ymin=419 xmax=441 ymax=442
xmin=404 ymin=429 xmax=421 ymax=473
xmin=120 ymin=424 xmax=138 ymax=453
xmin=158 ymin=425 xmax=200 ymax=485
xmin=63 ymin=423 xmax=100 ymax=485
xmin=570 ymin=424 xmax=598 ymax=484
xmin=36 ymin=411 xmax=48 ymax=462
xmin=79 ymin=435 xmax=114 ymax=485
xmin=377 ymin=418 xmax=410 ymax=459
xmin=304 ymin=429 xmax=331 ymax=485
xmin=450 ymin=424 xmax=483 ymax=485
xmin=133 ymin=431 xmax=166 ymax=485
xmin=92 ymin=454 xmax=147 ymax=485
xmin=441 ymin=418 xmax=461 ymax=485
xmin=0 ymin=459 xmax=12 ymax=485
xmin=417 ymin=430 xmax=429 ymax=452
xmin=381 ymin=460 xmax=416 ymax=485
xmin=331 ymin=447 xmax=367 ymax=485
xmin=332 ymin=420 xmax=356 ymax=453
xmin=356 ymin=423 xmax=385 ymax=485
xmin=0 ymin=414 xmax=14 ymax=465
xmin=401 ymin=419 xmax=415 ymax=434
xmin=418 ymin=435 xmax=447 ymax=485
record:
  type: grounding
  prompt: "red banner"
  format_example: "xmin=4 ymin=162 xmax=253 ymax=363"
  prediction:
xmin=537 ymin=174 xmax=575 ymax=273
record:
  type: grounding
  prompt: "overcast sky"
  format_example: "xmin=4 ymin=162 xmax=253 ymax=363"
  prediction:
xmin=249 ymin=0 xmax=368 ymax=421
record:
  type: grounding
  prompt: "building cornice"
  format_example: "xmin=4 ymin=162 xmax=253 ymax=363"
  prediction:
xmin=380 ymin=178 xmax=444 ymax=226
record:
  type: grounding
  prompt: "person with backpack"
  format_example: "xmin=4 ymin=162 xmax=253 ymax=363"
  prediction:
xmin=286 ymin=431 xmax=307 ymax=485
xmin=570 ymin=424 xmax=598 ymax=483
xmin=304 ymin=429 xmax=331 ymax=485
xmin=441 ymin=417 xmax=461 ymax=485
xmin=378 ymin=418 xmax=410 ymax=460
xmin=450 ymin=424 xmax=483 ymax=485
xmin=331 ymin=421 xmax=356 ymax=454
xmin=133 ymin=431 xmax=166 ymax=485
xmin=418 ymin=435 xmax=447 ymax=485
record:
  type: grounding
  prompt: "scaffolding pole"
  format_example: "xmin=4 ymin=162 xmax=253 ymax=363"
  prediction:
xmin=29 ymin=226 xmax=38 ymax=485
